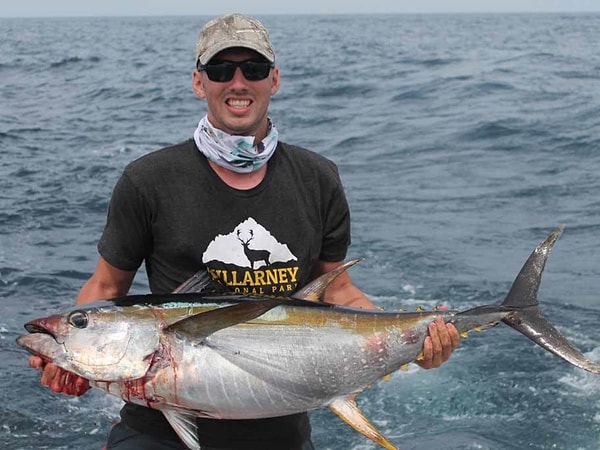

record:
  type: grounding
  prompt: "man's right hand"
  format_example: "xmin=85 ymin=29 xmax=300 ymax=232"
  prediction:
xmin=29 ymin=355 xmax=90 ymax=396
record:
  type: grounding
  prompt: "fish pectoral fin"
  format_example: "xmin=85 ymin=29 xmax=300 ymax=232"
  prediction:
xmin=165 ymin=300 xmax=281 ymax=342
xmin=292 ymin=259 xmax=361 ymax=302
xmin=159 ymin=406 xmax=200 ymax=450
xmin=328 ymin=396 xmax=398 ymax=450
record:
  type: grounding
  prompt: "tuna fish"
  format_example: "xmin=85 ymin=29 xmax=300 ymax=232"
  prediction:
xmin=17 ymin=226 xmax=600 ymax=449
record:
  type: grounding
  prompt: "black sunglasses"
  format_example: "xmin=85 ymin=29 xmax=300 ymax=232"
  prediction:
xmin=197 ymin=59 xmax=274 ymax=82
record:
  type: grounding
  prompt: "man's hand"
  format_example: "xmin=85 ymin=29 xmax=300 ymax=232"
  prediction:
xmin=416 ymin=316 xmax=460 ymax=369
xmin=29 ymin=355 xmax=90 ymax=396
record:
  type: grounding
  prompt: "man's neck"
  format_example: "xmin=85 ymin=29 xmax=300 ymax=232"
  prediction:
xmin=208 ymin=160 xmax=268 ymax=190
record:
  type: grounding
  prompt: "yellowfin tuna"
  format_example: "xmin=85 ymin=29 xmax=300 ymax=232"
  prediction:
xmin=17 ymin=226 xmax=600 ymax=449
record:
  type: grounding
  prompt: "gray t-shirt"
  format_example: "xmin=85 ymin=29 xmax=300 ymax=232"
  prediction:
xmin=97 ymin=139 xmax=352 ymax=448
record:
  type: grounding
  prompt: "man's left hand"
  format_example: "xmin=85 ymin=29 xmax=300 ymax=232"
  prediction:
xmin=416 ymin=316 xmax=460 ymax=369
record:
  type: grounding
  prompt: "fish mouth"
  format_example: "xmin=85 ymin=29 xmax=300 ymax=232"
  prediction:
xmin=23 ymin=319 xmax=61 ymax=344
xmin=25 ymin=322 xmax=54 ymax=336
xmin=16 ymin=331 xmax=61 ymax=360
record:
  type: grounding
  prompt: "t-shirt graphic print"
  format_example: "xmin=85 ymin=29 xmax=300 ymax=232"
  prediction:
xmin=202 ymin=218 xmax=300 ymax=295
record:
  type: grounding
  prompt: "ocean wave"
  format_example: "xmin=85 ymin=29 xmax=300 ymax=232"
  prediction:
xmin=48 ymin=55 xmax=101 ymax=69
xmin=392 ymin=87 xmax=433 ymax=101
xmin=419 ymin=57 xmax=459 ymax=67
xmin=460 ymin=121 xmax=522 ymax=141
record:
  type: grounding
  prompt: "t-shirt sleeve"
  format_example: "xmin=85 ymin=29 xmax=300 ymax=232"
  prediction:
xmin=97 ymin=171 xmax=152 ymax=271
xmin=319 ymin=179 xmax=351 ymax=262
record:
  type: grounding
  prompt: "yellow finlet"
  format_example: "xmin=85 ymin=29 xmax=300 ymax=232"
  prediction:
xmin=416 ymin=306 xmax=424 ymax=312
xmin=400 ymin=364 xmax=409 ymax=372
xmin=460 ymin=331 xmax=469 ymax=338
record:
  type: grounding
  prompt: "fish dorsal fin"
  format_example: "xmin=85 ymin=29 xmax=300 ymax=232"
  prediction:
xmin=159 ymin=406 xmax=200 ymax=450
xmin=292 ymin=259 xmax=361 ymax=302
xmin=172 ymin=269 xmax=228 ymax=295
xmin=165 ymin=299 xmax=280 ymax=342
xmin=329 ymin=396 xmax=398 ymax=450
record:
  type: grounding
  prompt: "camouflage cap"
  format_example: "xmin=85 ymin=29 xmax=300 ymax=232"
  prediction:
xmin=196 ymin=14 xmax=276 ymax=65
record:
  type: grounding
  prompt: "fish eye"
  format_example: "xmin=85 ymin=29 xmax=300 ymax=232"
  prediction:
xmin=68 ymin=311 xmax=88 ymax=329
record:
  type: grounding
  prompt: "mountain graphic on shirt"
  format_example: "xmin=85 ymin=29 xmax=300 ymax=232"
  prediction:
xmin=202 ymin=217 xmax=297 ymax=269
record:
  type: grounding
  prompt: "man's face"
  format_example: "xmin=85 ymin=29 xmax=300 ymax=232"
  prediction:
xmin=192 ymin=48 xmax=280 ymax=140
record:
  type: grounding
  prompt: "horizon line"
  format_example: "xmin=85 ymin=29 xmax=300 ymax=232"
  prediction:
xmin=2 ymin=10 xmax=600 ymax=19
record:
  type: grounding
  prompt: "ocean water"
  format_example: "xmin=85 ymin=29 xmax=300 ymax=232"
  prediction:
xmin=1 ymin=13 xmax=600 ymax=450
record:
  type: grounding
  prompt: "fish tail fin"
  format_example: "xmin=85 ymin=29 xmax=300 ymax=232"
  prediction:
xmin=500 ymin=225 xmax=600 ymax=374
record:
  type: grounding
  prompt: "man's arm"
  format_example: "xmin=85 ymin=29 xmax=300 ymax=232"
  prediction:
xmin=29 ymin=257 xmax=137 ymax=395
xmin=76 ymin=257 xmax=136 ymax=305
xmin=314 ymin=260 xmax=460 ymax=369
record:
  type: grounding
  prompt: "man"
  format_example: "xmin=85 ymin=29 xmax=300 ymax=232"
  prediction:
xmin=29 ymin=13 xmax=460 ymax=450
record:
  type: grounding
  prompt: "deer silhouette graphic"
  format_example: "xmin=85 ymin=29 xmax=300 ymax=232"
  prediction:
xmin=236 ymin=229 xmax=271 ymax=269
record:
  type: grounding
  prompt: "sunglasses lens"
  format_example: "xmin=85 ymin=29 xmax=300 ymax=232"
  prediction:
xmin=204 ymin=62 xmax=236 ymax=82
xmin=240 ymin=61 xmax=272 ymax=81
xmin=200 ymin=60 xmax=272 ymax=82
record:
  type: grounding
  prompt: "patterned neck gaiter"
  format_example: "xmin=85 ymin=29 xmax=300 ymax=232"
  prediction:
xmin=193 ymin=115 xmax=279 ymax=173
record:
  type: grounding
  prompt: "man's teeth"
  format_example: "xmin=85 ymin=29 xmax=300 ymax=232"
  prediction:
xmin=228 ymin=99 xmax=250 ymax=108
